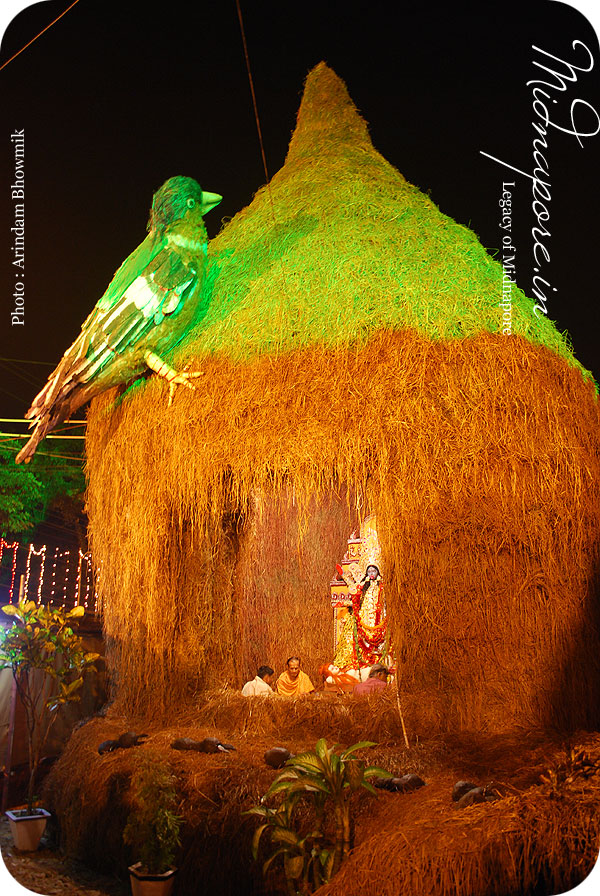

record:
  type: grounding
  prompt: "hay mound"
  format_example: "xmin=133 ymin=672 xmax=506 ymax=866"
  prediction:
xmin=317 ymin=775 xmax=600 ymax=896
xmin=87 ymin=331 xmax=600 ymax=729
xmin=85 ymin=63 xmax=600 ymax=735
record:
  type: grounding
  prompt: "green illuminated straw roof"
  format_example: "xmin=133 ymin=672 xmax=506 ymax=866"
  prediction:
xmin=180 ymin=63 xmax=586 ymax=378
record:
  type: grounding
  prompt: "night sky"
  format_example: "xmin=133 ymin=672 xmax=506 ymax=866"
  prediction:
xmin=1 ymin=0 xmax=599 ymax=426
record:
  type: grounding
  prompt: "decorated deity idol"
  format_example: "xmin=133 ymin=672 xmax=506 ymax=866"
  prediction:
xmin=332 ymin=563 xmax=387 ymax=669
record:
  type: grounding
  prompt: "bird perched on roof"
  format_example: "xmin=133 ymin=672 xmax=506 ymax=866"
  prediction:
xmin=16 ymin=176 xmax=222 ymax=464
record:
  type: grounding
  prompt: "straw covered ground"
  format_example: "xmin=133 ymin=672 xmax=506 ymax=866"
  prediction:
xmin=41 ymin=692 xmax=600 ymax=896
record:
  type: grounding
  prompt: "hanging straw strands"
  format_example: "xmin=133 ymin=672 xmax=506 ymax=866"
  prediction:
xmin=86 ymin=329 xmax=600 ymax=726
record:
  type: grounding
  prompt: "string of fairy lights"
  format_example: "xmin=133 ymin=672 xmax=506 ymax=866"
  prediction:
xmin=0 ymin=537 xmax=98 ymax=612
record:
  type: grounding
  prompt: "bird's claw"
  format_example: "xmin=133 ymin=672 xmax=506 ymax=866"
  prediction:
xmin=143 ymin=351 xmax=204 ymax=406
xmin=167 ymin=365 xmax=204 ymax=406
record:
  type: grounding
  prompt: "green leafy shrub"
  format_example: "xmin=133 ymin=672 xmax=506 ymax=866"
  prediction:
xmin=0 ymin=598 xmax=99 ymax=813
xmin=246 ymin=738 xmax=391 ymax=895
xmin=123 ymin=751 xmax=183 ymax=875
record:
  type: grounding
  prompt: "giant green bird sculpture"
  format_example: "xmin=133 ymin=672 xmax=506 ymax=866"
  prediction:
xmin=16 ymin=176 xmax=221 ymax=463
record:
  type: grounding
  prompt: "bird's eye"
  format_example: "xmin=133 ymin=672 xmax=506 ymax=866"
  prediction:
xmin=186 ymin=198 xmax=196 ymax=209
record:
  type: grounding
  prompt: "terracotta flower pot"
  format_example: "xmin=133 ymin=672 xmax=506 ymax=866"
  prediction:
xmin=5 ymin=807 xmax=51 ymax=851
xmin=128 ymin=862 xmax=177 ymax=896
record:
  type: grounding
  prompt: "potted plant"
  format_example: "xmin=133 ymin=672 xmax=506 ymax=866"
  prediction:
xmin=124 ymin=751 xmax=183 ymax=896
xmin=0 ymin=598 xmax=99 ymax=850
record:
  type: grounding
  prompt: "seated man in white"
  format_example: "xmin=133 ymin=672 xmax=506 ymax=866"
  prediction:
xmin=241 ymin=665 xmax=275 ymax=696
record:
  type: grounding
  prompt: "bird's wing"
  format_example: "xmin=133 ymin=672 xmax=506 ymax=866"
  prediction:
xmin=28 ymin=238 xmax=200 ymax=419
xmin=74 ymin=239 xmax=199 ymax=379
xmin=95 ymin=235 xmax=158 ymax=312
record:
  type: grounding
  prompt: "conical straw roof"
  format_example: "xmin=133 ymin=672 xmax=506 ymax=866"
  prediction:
xmin=285 ymin=60 xmax=373 ymax=160
xmin=177 ymin=62 xmax=587 ymax=380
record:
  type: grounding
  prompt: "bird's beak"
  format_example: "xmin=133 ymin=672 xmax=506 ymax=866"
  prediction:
xmin=200 ymin=191 xmax=223 ymax=215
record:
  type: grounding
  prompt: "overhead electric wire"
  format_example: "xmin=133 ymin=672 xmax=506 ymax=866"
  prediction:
xmin=0 ymin=359 xmax=45 ymax=389
xmin=235 ymin=0 xmax=276 ymax=222
xmin=0 ymin=441 xmax=83 ymax=461
xmin=0 ymin=419 xmax=86 ymax=425
xmin=0 ymin=0 xmax=82 ymax=72
xmin=0 ymin=357 xmax=55 ymax=366
xmin=0 ymin=380 xmax=36 ymax=402
xmin=0 ymin=421 xmax=87 ymax=448
xmin=0 ymin=433 xmax=85 ymax=440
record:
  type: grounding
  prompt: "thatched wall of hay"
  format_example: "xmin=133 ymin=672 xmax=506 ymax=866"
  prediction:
xmin=85 ymin=63 xmax=600 ymax=731
xmin=234 ymin=487 xmax=354 ymax=679
xmin=87 ymin=331 xmax=600 ymax=729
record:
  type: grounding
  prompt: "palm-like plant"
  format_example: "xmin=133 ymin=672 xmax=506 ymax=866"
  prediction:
xmin=247 ymin=796 xmax=328 ymax=896
xmin=246 ymin=738 xmax=391 ymax=894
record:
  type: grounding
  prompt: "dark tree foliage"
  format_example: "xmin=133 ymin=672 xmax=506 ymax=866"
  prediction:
xmin=0 ymin=440 xmax=85 ymax=539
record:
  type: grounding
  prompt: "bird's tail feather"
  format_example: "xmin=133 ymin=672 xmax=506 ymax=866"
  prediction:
xmin=16 ymin=411 xmax=65 ymax=464
xmin=25 ymin=371 xmax=63 ymax=421
xmin=16 ymin=357 xmax=88 ymax=463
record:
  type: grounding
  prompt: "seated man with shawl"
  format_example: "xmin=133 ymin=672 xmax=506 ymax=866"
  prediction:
xmin=276 ymin=656 xmax=315 ymax=696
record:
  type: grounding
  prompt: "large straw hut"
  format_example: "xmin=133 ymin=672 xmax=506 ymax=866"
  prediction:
xmin=85 ymin=63 xmax=600 ymax=733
